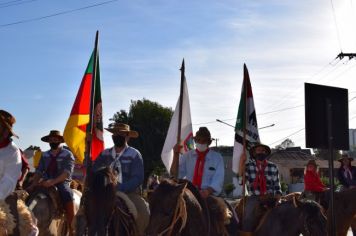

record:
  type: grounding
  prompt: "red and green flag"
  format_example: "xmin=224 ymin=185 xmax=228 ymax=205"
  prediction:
xmin=63 ymin=49 xmax=104 ymax=164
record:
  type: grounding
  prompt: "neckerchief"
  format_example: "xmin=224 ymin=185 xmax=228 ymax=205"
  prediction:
xmin=343 ymin=166 xmax=353 ymax=180
xmin=192 ymin=149 xmax=209 ymax=189
xmin=253 ymin=159 xmax=268 ymax=195
xmin=0 ymin=138 xmax=10 ymax=148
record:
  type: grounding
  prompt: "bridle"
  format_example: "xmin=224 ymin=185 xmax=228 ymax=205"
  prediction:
xmin=157 ymin=186 xmax=188 ymax=236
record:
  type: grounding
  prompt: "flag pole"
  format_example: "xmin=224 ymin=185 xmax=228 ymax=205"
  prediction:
xmin=241 ymin=64 xmax=248 ymax=228
xmin=173 ymin=59 xmax=185 ymax=179
xmin=85 ymin=30 xmax=99 ymax=175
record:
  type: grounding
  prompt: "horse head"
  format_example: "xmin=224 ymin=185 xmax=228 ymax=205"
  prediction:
xmin=146 ymin=179 xmax=188 ymax=236
xmin=84 ymin=166 xmax=119 ymax=235
xmin=293 ymin=197 xmax=327 ymax=236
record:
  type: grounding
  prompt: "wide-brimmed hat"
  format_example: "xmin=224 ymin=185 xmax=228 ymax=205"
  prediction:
xmin=338 ymin=153 xmax=354 ymax=162
xmin=105 ymin=123 xmax=139 ymax=138
xmin=306 ymin=159 xmax=318 ymax=167
xmin=194 ymin=127 xmax=211 ymax=140
xmin=41 ymin=130 xmax=65 ymax=143
xmin=249 ymin=143 xmax=271 ymax=157
xmin=0 ymin=110 xmax=18 ymax=138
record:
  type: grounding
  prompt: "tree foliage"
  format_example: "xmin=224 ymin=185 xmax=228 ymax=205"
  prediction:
xmin=110 ymin=98 xmax=173 ymax=181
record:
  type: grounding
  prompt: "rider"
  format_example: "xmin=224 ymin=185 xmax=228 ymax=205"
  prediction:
xmin=27 ymin=130 xmax=75 ymax=235
xmin=0 ymin=109 xmax=38 ymax=235
xmin=239 ymin=143 xmax=282 ymax=232
xmin=303 ymin=159 xmax=327 ymax=201
xmin=0 ymin=110 xmax=22 ymax=200
xmin=93 ymin=122 xmax=149 ymax=236
xmin=337 ymin=153 xmax=356 ymax=190
xmin=171 ymin=126 xmax=225 ymax=198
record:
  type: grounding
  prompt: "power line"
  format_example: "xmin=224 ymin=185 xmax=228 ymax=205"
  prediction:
xmin=0 ymin=0 xmax=38 ymax=9
xmin=0 ymin=0 xmax=118 ymax=28
xmin=330 ymin=0 xmax=343 ymax=51
xmin=268 ymin=128 xmax=305 ymax=146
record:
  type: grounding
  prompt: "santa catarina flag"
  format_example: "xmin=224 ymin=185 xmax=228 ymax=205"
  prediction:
xmin=161 ymin=75 xmax=194 ymax=172
xmin=232 ymin=64 xmax=260 ymax=174
xmin=63 ymin=51 xmax=104 ymax=163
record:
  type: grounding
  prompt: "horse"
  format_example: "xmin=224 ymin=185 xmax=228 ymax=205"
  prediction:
xmin=253 ymin=197 xmax=327 ymax=236
xmin=79 ymin=166 xmax=138 ymax=236
xmin=26 ymin=186 xmax=82 ymax=236
xmin=304 ymin=188 xmax=356 ymax=236
xmin=146 ymin=178 xmax=237 ymax=236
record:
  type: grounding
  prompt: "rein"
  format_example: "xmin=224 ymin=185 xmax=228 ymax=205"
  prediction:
xmin=158 ymin=188 xmax=188 ymax=236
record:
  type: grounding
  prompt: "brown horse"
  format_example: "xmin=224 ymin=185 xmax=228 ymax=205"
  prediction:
xmin=79 ymin=166 xmax=138 ymax=236
xmin=235 ymin=195 xmax=327 ymax=236
xmin=26 ymin=186 xmax=81 ymax=236
xmin=146 ymin=179 xmax=237 ymax=236
xmin=254 ymin=197 xmax=327 ymax=236
xmin=306 ymin=188 xmax=356 ymax=236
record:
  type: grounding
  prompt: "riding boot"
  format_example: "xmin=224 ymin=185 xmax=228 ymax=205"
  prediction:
xmin=64 ymin=201 xmax=75 ymax=236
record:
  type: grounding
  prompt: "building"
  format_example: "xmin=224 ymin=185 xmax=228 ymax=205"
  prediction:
xmin=350 ymin=129 xmax=356 ymax=150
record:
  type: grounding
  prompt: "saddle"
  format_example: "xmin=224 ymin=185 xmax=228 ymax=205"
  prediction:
xmin=27 ymin=186 xmax=64 ymax=219
xmin=113 ymin=192 xmax=138 ymax=236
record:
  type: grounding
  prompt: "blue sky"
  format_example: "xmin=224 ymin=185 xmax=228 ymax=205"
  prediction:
xmin=1 ymin=0 xmax=355 ymax=152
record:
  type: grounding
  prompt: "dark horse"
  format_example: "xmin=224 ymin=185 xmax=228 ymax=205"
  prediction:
xmin=146 ymin=179 xmax=237 ymax=236
xmin=253 ymin=197 xmax=327 ymax=236
xmin=26 ymin=186 xmax=82 ymax=236
xmin=302 ymin=187 xmax=356 ymax=236
xmin=79 ymin=166 xmax=138 ymax=236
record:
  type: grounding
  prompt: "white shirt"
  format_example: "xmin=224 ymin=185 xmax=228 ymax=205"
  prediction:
xmin=0 ymin=141 xmax=22 ymax=200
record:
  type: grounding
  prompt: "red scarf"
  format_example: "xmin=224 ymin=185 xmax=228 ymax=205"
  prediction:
xmin=192 ymin=149 xmax=209 ymax=189
xmin=0 ymin=138 xmax=10 ymax=148
xmin=253 ymin=160 xmax=268 ymax=195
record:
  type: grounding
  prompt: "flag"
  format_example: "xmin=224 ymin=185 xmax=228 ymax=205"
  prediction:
xmin=232 ymin=64 xmax=260 ymax=174
xmin=161 ymin=76 xmax=194 ymax=172
xmin=63 ymin=50 xmax=104 ymax=164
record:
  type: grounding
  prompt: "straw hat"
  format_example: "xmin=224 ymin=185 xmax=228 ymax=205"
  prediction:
xmin=41 ymin=130 xmax=65 ymax=143
xmin=0 ymin=110 xmax=18 ymax=138
xmin=249 ymin=143 xmax=271 ymax=157
xmin=105 ymin=123 xmax=139 ymax=138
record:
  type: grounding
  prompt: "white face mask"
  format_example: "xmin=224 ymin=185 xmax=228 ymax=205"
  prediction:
xmin=196 ymin=143 xmax=208 ymax=152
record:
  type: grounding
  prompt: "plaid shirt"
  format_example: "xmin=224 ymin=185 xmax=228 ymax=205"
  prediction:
xmin=245 ymin=160 xmax=282 ymax=196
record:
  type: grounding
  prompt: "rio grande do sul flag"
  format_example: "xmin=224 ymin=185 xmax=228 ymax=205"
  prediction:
xmin=232 ymin=64 xmax=260 ymax=174
xmin=161 ymin=75 xmax=194 ymax=172
xmin=63 ymin=51 xmax=104 ymax=163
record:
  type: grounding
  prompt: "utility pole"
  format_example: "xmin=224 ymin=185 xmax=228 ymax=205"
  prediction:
xmin=212 ymin=138 xmax=219 ymax=147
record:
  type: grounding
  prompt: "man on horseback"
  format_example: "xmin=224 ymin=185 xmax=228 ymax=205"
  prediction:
xmin=337 ymin=153 xmax=356 ymax=190
xmin=239 ymin=143 xmax=282 ymax=232
xmin=0 ymin=109 xmax=38 ymax=236
xmin=93 ymin=122 xmax=149 ymax=236
xmin=0 ymin=110 xmax=22 ymax=200
xmin=171 ymin=126 xmax=225 ymax=197
xmin=27 ymin=130 xmax=76 ymax=235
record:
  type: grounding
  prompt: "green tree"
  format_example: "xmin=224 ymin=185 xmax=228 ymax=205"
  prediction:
xmin=110 ymin=98 xmax=173 ymax=181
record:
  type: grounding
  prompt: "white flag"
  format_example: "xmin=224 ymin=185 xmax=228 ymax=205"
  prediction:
xmin=161 ymin=77 xmax=194 ymax=172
